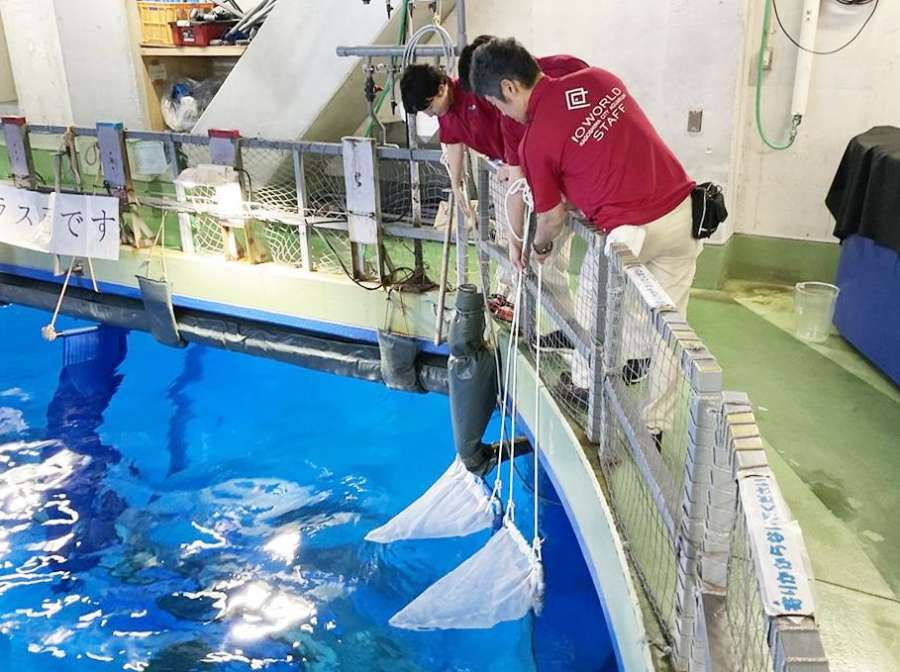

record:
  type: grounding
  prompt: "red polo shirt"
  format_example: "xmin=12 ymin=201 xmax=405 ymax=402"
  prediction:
xmin=520 ymin=68 xmax=694 ymax=232
xmin=437 ymin=78 xmax=505 ymax=161
xmin=502 ymin=54 xmax=589 ymax=166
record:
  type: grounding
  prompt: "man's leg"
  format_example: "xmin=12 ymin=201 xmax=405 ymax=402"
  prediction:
xmin=490 ymin=176 xmax=515 ymax=299
xmin=537 ymin=225 xmax=576 ymax=330
xmin=571 ymin=236 xmax=601 ymax=388
xmin=638 ymin=197 xmax=702 ymax=434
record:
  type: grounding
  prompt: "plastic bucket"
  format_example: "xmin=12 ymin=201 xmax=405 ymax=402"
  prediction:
xmin=793 ymin=282 xmax=840 ymax=343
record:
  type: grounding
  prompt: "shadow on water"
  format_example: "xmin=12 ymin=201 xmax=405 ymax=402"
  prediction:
xmin=44 ymin=326 xmax=129 ymax=578
xmin=165 ymin=345 xmax=205 ymax=478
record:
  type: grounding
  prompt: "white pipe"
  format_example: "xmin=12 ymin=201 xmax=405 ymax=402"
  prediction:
xmin=790 ymin=0 xmax=821 ymax=123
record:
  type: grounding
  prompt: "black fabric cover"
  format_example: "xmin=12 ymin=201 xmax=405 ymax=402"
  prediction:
xmin=377 ymin=329 xmax=423 ymax=392
xmin=447 ymin=284 xmax=498 ymax=475
xmin=136 ymin=275 xmax=185 ymax=348
xmin=0 ymin=273 xmax=448 ymax=393
xmin=826 ymin=126 xmax=900 ymax=254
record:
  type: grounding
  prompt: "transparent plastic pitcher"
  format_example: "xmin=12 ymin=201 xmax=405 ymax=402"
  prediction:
xmin=794 ymin=282 xmax=840 ymax=343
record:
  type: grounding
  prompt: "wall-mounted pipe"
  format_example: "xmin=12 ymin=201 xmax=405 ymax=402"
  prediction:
xmin=790 ymin=0 xmax=821 ymax=123
xmin=336 ymin=45 xmax=455 ymax=58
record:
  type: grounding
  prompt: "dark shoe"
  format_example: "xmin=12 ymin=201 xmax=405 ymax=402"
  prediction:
xmin=556 ymin=371 xmax=589 ymax=411
xmin=532 ymin=329 xmax=574 ymax=351
xmin=650 ymin=430 xmax=663 ymax=453
xmin=623 ymin=358 xmax=651 ymax=385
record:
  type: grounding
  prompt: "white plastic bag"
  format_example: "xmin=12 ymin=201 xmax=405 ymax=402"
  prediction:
xmin=160 ymin=78 xmax=223 ymax=132
xmin=366 ymin=457 xmax=497 ymax=544
xmin=389 ymin=521 xmax=544 ymax=630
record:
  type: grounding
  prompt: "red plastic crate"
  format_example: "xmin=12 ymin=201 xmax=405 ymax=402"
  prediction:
xmin=169 ymin=20 xmax=237 ymax=47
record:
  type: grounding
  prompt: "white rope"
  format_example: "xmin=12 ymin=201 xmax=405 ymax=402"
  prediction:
xmin=489 ymin=269 xmax=523 ymax=508
xmin=503 ymin=270 xmax=524 ymax=523
xmin=532 ymin=264 xmax=544 ymax=560
xmin=86 ymin=257 xmax=99 ymax=293
xmin=41 ymin=257 xmax=77 ymax=342
xmin=504 ymin=178 xmax=534 ymax=243
xmin=146 ymin=210 xmax=169 ymax=282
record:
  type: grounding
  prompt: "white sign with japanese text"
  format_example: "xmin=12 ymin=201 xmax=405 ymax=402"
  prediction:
xmin=47 ymin=192 xmax=121 ymax=261
xmin=625 ymin=265 xmax=674 ymax=312
xmin=0 ymin=184 xmax=52 ymax=252
xmin=739 ymin=473 xmax=815 ymax=617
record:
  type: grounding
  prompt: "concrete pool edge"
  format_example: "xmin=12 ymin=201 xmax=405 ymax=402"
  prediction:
xmin=499 ymin=332 xmax=657 ymax=672
xmin=0 ymin=245 xmax=451 ymax=357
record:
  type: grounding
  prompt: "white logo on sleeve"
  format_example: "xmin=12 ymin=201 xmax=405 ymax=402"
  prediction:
xmin=564 ymin=87 xmax=590 ymax=111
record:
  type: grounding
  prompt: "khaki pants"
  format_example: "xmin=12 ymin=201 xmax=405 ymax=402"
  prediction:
xmin=573 ymin=195 xmax=702 ymax=431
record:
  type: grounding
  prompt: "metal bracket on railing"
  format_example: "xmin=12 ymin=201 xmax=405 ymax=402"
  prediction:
xmin=207 ymin=128 xmax=267 ymax=264
xmin=342 ymin=136 xmax=385 ymax=281
xmin=96 ymin=122 xmax=131 ymax=201
xmin=291 ymin=148 xmax=313 ymax=272
xmin=96 ymin=122 xmax=150 ymax=249
xmin=2 ymin=116 xmax=36 ymax=190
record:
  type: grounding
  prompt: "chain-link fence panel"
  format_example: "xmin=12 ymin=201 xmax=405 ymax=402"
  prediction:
xmin=725 ymin=504 xmax=775 ymax=672
xmin=302 ymin=152 xmax=347 ymax=221
xmin=241 ymin=145 xmax=303 ymax=267
xmin=478 ymin=162 xmax=604 ymax=425
xmin=599 ymin=248 xmax=718 ymax=660
xmin=170 ymin=139 xmax=224 ymax=256
xmin=604 ymin=251 xmax=696 ymax=530
xmin=605 ymin=408 xmax=681 ymax=636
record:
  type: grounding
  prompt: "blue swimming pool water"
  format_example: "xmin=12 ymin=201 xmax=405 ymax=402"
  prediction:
xmin=0 ymin=304 xmax=616 ymax=671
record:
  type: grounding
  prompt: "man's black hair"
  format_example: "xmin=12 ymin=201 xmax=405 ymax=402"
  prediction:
xmin=458 ymin=34 xmax=496 ymax=92
xmin=470 ymin=38 xmax=540 ymax=101
xmin=400 ymin=64 xmax=447 ymax=114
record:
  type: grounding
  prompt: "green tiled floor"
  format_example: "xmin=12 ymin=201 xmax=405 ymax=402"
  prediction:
xmin=688 ymin=282 xmax=900 ymax=672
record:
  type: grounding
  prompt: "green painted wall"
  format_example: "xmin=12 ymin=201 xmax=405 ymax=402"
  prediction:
xmin=694 ymin=235 xmax=841 ymax=290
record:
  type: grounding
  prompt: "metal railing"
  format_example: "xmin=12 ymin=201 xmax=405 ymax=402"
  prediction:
xmin=473 ymin=157 xmax=829 ymax=672
xmin=0 ymin=124 xmax=455 ymax=286
xmin=0 ymin=125 xmax=830 ymax=672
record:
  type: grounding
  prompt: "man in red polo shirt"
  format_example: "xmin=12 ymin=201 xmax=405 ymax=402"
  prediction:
xmin=401 ymin=43 xmax=587 ymax=318
xmin=400 ymin=61 xmax=505 ymax=217
xmin=471 ymin=38 xmax=702 ymax=443
xmin=460 ymin=37 xmax=587 ymax=332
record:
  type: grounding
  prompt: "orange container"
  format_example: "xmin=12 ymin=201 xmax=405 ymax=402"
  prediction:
xmin=138 ymin=2 xmax=215 ymax=46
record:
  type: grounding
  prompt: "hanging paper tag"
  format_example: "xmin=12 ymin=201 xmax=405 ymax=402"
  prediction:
xmin=625 ymin=265 xmax=674 ymax=311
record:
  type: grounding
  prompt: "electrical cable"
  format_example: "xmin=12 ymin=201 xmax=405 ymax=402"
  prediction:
xmin=234 ymin=167 xmax=254 ymax=202
xmin=312 ymin=224 xmax=415 ymax=291
xmin=756 ymin=0 xmax=879 ymax=150
xmin=772 ymin=0 xmax=879 ymax=56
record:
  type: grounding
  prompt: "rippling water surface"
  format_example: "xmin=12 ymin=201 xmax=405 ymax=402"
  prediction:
xmin=0 ymin=304 xmax=615 ymax=671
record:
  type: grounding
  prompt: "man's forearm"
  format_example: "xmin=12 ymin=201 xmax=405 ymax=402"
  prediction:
xmin=534 ymin=207 xmax=566 ymax=248
xmin=442 ymin=143 xmax=465 ymax=189
xmin=507 ymin=192 xmax=526 ymax=242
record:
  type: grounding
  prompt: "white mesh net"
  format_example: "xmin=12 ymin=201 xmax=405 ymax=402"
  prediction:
xmin=389 ymin=522 xmax=544 ymax=631
xmin=365 ymin=457 xmax=498 ymax=544
xmin=388 ymin=268 xmax=544 ymax=633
